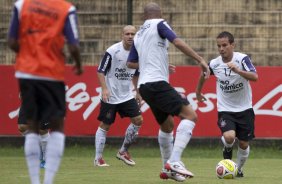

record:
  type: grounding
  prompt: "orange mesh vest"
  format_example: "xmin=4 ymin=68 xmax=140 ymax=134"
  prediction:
xmin=15 ymin=0 xmax=72 ymax=81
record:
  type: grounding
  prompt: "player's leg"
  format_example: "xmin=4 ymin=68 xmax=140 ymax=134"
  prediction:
xmin=139 ymin=82 xmax=175 ymax=168
xmin=18 ymin=105 xmax=47 ymax=169
xmin=155 ymin=110 xmax=187 ymax=181
xmin=235 ymin=108 xmax=255 ymax=177
xmin=40 ymin=81 xmax=66 ymax=184
xmin=18 ymin=105 xmax=29 ymax=135
xmin=158 ymin=115 xmax=174 ymax=167
xmin=236 ymin=140 xmax=249 ymax=177
xmin=139 ymin=81 xmax=191 ymax=180
xmin=19 ymin=79 xmax=41 ymax=184
xmin=221 ymin=130 xmax=236 ymax=159
xmin=39 ymin=127 xmax=49 ymax=168
xmin=117 ymin=99 xmax=143 ymax=166
xmin=159 ymin=115 xmax=189 ymax=181
xmin=171 ymin=104 xmax=197 ymax=162
xmin=94 ymin=122 xmax=110 ymax=166
xmin=217 ymin=112 xmax=237 ymax=159
xmin=94 ymin=101 xmax=116 ymax=166
xmin=156 ymin=85 xmax=195 ymax=178
xmin=165 ymin=104 xmax=196 ymax=178
xmin=43 ymin=118 xmax=65 ymax=184
xmin=18 ymin=124 xmax=29 ymax=135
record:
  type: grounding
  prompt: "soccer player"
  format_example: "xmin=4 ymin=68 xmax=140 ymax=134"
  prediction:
xmin=8 ymin=0 xmax=83 ymax=184
xmin=196 ymin=31 xmax=258 ymax=177
xmin=94 ymin=25 xmax=143 ymax=167
xmin=127 ymin=2 xmax=210 ymax=182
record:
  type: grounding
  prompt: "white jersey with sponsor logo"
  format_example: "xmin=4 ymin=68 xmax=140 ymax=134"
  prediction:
xmin=134 ymin=19 xmax=170 ymax=87
xmin=210 ymin=52 xmax=256 ymax=112
xmin=98 ymin=41 xmax=136 ymax=104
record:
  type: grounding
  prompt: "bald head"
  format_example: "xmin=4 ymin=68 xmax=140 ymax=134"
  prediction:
xmin=144 ymin=2 xmax=162 ymax=20
xmin=123 ymin=25 xmax=136 ymax=34
xmin=122 ymin=25 xmax=136 ymax=50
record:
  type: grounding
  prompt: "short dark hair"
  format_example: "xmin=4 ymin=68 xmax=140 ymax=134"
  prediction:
xmin=217 ymin=31 xmax=234 ymax=44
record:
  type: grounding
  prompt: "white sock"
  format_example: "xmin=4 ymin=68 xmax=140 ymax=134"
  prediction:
xmin=120 ymin=123 xmax=140 ymax=152
xmin=221 ymin=136 xmax=235 ymax=148
xmin=24 ymin=133 xmax=40 ymax=184
xmin=237 ymin=146 xmax=250 ymax=171
xmin=40 ymin=131 xmax=50 ymax=161
xmin=95 ymin=127 xmax=107 ymax=160
xmin=158 ymin=129 xmax=173 ymax=167
xmin=43 ymin=132 xmax=65 ymax=184
xmin=169 ymin=119 xmax=195 ymax=162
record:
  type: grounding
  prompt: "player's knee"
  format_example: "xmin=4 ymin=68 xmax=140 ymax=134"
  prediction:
xmin=180 ymin=105 xmax=198 ymax=123
xmin=224 ymin=134 xmax=235 ymax=144
xmin=132 ymin=115 xmax=143 ymax=126
xmin=238 ymin=140 xmax=249 ymax=149
xmin=18 ymin=124 xmax=29 ymax=135
xmin=160 ymin=116 xmax=174 ymax=133
xmin=190 ymin=113 xmax=198 ymax=123
xmin=99 ymin=122 xmax=111 ymax=131
xmin=39 ymin=129 xmax=49 ymax=135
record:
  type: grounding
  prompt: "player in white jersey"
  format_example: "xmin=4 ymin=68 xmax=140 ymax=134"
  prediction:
xmin=196 ymin=31 xmax=258 ymax=177
xmin=94 ymin=25 xmax=143 ymax=167
xmin=127 ymin=2 xmax=210 ymax=181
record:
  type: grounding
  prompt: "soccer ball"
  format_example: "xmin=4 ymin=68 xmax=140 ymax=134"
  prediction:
xmin=216 ymin=159 xmax=238 ymax=179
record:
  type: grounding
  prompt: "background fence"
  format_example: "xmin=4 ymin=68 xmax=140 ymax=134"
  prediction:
xmin=1 ymin=0 xmax=282 ymax=66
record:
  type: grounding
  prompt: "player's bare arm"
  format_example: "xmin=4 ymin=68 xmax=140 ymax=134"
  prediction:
xmin=68 ymin=44 xmax=83 ymax=75
xmin=196 ymin=72 xmax=208 ymax=102
xmin=227 ymin=62 xmax=258 ymax=81
xmin=97 ymin=72 xmax=110 ymax=102
xmin=172 ymin=38 xmax=210 ymax=79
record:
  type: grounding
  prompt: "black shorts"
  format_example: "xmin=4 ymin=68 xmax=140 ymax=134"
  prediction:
xmin=18 ymin=106 xmax=49 ymax=130
xmin=217 ymin=108 xmax=255 ymax=141
xmin=139 ymin=81 xmax=189 ymax=124
xmin=97 ymin=98 xmax=141 ymax=125
xmin=19 ymin=79 xmax=66 ymax=124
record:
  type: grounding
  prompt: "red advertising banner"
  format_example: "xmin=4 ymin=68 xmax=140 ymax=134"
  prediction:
xmin=0 ymin=65 xmax=281 ymax=137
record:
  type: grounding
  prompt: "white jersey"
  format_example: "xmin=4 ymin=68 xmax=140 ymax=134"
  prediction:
xmin=97 ymin=41 xmax=137 ymax=104
xmin=209 ymin=52 xmax=257 ymax=112
xmin=134 ymin=19 xmax=170 ymax=87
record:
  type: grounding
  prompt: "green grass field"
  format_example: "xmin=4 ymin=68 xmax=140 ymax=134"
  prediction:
xmin=1 ymin=145 xmax=282 ymax=184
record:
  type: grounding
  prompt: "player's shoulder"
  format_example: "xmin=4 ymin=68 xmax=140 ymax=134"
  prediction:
xmin=106 ymin=41 xmax=122 ymax=54
xmin=14 ymin=0 xmax=24 ymax=9
xmin=146 ymin=18 xmax=165 ymax=26
xmin=209 ymin=56 xmax=222 ymax=68
xmin=234 ymin=52 xmax=248 ymax=60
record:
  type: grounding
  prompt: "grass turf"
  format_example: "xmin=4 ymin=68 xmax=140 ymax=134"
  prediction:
xmin=1 ymin=145 xmax=282 ymax=184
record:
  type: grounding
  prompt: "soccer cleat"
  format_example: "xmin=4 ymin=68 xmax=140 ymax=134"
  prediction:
xmin=40 ymin=160 xmax=45 ymax=169
xmin=116 ymin=151 xmax=135 ymax=166
xmin=160 ymin=168 xmax=186 ymax=182
xmin=223 ymin=146 xmax=233 ymax=159
xmin=164 ymin=160 xmax=194 ymax=178
xmin=94 ymin=157 xmax=109 ymax=167
xmin=236 ymin=169 xmax=244 ymax=177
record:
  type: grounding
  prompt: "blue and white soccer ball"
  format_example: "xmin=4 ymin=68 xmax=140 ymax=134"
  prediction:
xmin=216 ymin=159 xmax=238 ymax=179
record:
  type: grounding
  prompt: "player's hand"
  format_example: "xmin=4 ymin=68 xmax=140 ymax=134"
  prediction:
xmin=226 ymin=62 xmax=240 ymax=73
xmin=199 ymin=60 xmax=210 ymax=79
xmin=136 ymin=92 xmax=144 ymax=108
xmin=169 ymin=64 xmax=176 ymax=74
xmin=101 ymin=89 xmax=110 ymax=102
xmin=196 ymin=92 xmax=206 ymax=102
